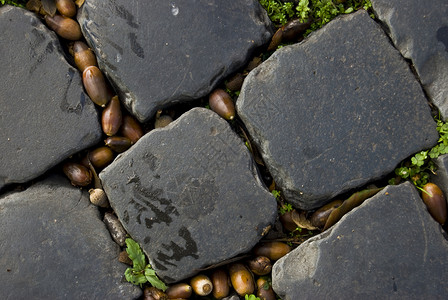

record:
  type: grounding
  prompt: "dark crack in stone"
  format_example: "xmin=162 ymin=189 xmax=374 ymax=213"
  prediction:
xmin=371 ymin=0 xmax=448 ymax=119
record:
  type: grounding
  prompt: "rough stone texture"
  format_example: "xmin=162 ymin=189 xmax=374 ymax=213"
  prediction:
xmin=0 ymin=175 xmax=142 ymax=299
xmin=0 ymin=6 xmax=102 ymax=191
xmin=272 ymin=182 xmax=448 ymax=299
xmin=78 ymin=0 xmax=272 ymax=122
xmin=100 ymin=108 xmax=277 ymax=283
xmin=237 ymin=10 xmax=438 ymax=210
xmin=371 ymin=0 xmax=448 ymax=119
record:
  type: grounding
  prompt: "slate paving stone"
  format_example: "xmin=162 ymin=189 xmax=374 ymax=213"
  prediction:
xmin=0 ymin=175 xmax=142 ymax=300
xmin=237 ymin=10 xmax=438 ymax=210
xmin=78 ymin=0 xmax=273 ymax=122
xmin=371 ymin=0 xmax=448 ymax=119
xmin=272 ymin=182 xmax=448 ymax=299
xmin=0 ymin=6 xmax=102 ymax=191
xmin=100 ymin=108 xmax=277 ymax=283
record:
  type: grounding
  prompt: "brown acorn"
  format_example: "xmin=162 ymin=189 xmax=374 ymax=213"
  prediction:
xmin=267 ymin=27 xmax=283 ymax=52
xmin=44 ymin=14 xmax=82 ymax=40
xmin=209 ymin=89 xmax=235 ymax=121
xmin=88 ymin=188 xmax=109 ymax=208
xmin=228 ymin=263 xmax=254 ymax=297
xmin=102 ymin=96 xmax=122 ymax=136
xmin=82 ymin=66 xmax=111 ymax=107
xmin=422 ymin=183 xmax=447 ymax=225
xmin=154 ymin=110 xmax=173 ymax=129
xmin=256 ymin=278 xmax=276 ymax=300
xmin=73 ymin=41 xmax=97 ymax=72
xmin=88 ymin=146 xmax=114 ymax=169
xmin=246 ymin=256 xmax=272 ymax=276
xmin=143 ymin=287 xmax=167 ymax=300
xmin=310 ymin=199 xmax=343 ymax=229
xmin=253 ymin=242 xmax=291 ymax=261
xmin=62 ymin=162 xmax=92 ymax=187
xmin=55 ymin=0 xmax=76 ymax=17
xmin=165 ymin=283 xmax=192 ymax=299
xmin=104 ymin=136 xmax=132 ymax=153
xmin=210 ymin=268 xmax=230 ymax=299
xmin=190 ymin=274 xmax=213 ymax=296
xmin=279 ymin=210 xmax=297 ymax=232
xmin=225 ymin=73 xmax=244 ymax=92
xmin=120 ymin=114 xmax=144 ymax=144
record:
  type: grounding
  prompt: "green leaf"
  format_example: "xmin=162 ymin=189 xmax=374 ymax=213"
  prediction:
xmin=145 ymin=266 xmax=167 ymax=291
xmin=125 ymin=268 xmax=147 ymax=286
xmin=125 ymin=238 xmax=146 ymax=271
xmin=245 ymin=295 xmax=261 ymax=300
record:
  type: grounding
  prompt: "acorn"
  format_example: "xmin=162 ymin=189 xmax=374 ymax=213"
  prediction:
xmin=82 ymin=66 xmax=111 ymax=107
xmin=256 ymin=278 xmax=276 ymax=300
xmin=144 ymin=287 xmax=167 ymax=300
xmin=422 ymin=183 xmax=447 ymax=225
xmin=44 ymin=14 xmax=82 ymax=40
xmin=165 ymin=283 xmax=192 ymax=299
xmin=310 ymin=199 xmax=343 ymax=229
xmin=104 ymin=136 xmax=132 ymax=153
xmin=118 ymin=250 xmax=133 ymax=266
xmin=102 ymin=95 xmax=122 ymax=136
xmin=88 ymin=146 xmax=114 ymax=169
xmin=246 ymin=256 xmax=272 ymax=276
xmin=88 ymin=188 xmax=109 ymax=208
xmin=253 ymin=242 xmax=291 ymax=261
xmin=103 ymin=212 xmax=127 ymax=246
xmin=279 ymin=210 xmax=297 ymax=232
xmin=208 ymin=89 xmax=235 ymax=121
xmin=73 ymin=41 xmax=97 ymax=72
xmin=210 ymin=268 xmax=230 ymax=299
xmin=55 ymin=0 xmax=76 ymax=17
xmin=190 ymin=274 xmax=213 ymax=296
xmin=225 ymin=73 xmax=244 ymax=92
xmin=120 ymin=114 xmax=144 ymax=144
xmin=62 ymin=162 xmax=92 ymax=187
xmin=154 ymin=110 xmax=173 ymax=129
xmin=228 ymin=263 xmax=255 ymax=297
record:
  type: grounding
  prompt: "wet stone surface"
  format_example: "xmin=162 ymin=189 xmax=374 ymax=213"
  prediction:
xmin=371 ymin=0 xmax=448 ymax=120
xmin=78 ymin=0 xmax=273 ymax=122
xmin=0 ymin=175 xmax=142 ymax=299
xmin=100 ymin=108 xmax=277 ymax=283
xmin=272 ymin=182 xmax=448 ymax=299
xmin=237 ymin=10 xmax=438 ymax=210
xmin=0 ymin=6 xmax=102 ymax=191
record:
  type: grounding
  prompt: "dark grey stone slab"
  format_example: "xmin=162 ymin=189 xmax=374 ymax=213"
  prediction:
xmin=100 ymin=108 xmax=277 ymax=283
xmin=272 ymin=182 xmax=448 ymax=299
xmin=371 ymin=0 xmax=448 ymax=119
xmin=78 ymin=0 xmax=272 ymax=122
xmin=0 ymin=175 xmax=142 ymax=299
xmin=237 ymin=10 xmax=438 ymax=210
xmin=0 ymin=6 xmax=102 ymax=191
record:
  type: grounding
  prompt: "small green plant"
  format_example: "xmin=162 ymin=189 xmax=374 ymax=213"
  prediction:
xmin=245 ymin=294 xmax=261 ymax=300
xmin=391 ymin=116 xmax=448 ymax=188
xmin=278 ymin=202 xmax=293 ymax=215
xmin=124 ymin=238 xmax=167 ymax=291
xmin=271 ymin=189 xmax=281 ymax=200
xmin=259 ymin=0 xmax=373 ymax=31
xmin=0 ymin=0 xmax=27 ymax=7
